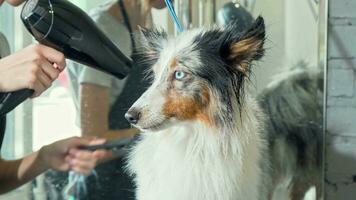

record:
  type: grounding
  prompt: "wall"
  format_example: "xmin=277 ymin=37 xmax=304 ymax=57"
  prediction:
xmin=326 ymin=0 xmax=356 ymax=199
xmin=250 ymin=0 xmax=320 ymax=94
xmin=252 ymin=0 xmax=287 ymax=93
xmin=285 ymin=0 xmax=318 ymax=68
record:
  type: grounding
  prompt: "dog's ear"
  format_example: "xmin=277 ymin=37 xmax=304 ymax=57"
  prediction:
xmin=139 ymin=26 xmax=168 ymax=54
xmin=136 ymin=27 xmax=168 ymax=66
xmin=222 ymin=16 xmax=265 ymax=74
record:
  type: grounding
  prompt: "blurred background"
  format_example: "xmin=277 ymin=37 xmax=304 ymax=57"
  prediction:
xmin=0 ymin=0 xmax=324 ymax=199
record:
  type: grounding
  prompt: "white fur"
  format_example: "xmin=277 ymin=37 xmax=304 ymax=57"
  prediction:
xmin=127 ymin=26 xmax=269 ymax=200
xmin=127 ymin=96 xmax=268 ymax=200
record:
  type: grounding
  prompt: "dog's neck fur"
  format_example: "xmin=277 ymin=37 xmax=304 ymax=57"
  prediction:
xmin=128 ymin=96 xmax=267 ymax=200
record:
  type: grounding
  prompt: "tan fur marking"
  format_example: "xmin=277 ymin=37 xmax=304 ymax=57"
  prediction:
xmin=229 ymin=38 xmax=262 ymax=73
xmin=163 ymin=86 xmax=214 ymax=126
xmin=196 ymin=113 xmax=213 ymax=126
xmin=169 ymin=58 xmax=178 ymax=69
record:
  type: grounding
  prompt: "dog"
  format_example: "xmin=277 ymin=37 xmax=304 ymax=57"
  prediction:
xmin=257 ymin=62 xmax=323 ymax=200
xmin=124 ymin=16 xmax=269 ymax=200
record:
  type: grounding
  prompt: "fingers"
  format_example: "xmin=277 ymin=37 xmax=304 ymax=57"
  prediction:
xmin=72 ymin=137 xmax=106 ymax=148
xmin=65 ymin=138 xmax=108 ymax=174
xmin=36 ymin=72 xmax=51 ymax=94
xmin=49 ymin=137 xmax=108 ymax=174
xmin=65 ymin=137 xmax=102 ymax=149
xmin=93 ymin=149 xmax=112 ymax=160
xmin=69 ymin=149 xmax=95 ymax=162
xmin=35 ymin=44 xmax=66 ymax=70
xmin=67 ymin=149 xmax=98 ymax=175
xmin=41 ymin=60 xmax=60 ymax=80
xmin=28 ymin=60 xmax=59 ymax=97
xmin=0 ymin=44 xmax=64 ymax=94
xmin=31 ymin=79 xmax=46 ymax=98
xmin=53 ymin=63 xmax=64 ymax=73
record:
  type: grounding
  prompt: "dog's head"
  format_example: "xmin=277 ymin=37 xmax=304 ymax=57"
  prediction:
xmin=125 ymin=17 xmax=265 ymax=132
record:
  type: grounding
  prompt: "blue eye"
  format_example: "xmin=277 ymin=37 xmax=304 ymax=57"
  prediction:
xmin=174 ymin=70 xmax=186 ymax=80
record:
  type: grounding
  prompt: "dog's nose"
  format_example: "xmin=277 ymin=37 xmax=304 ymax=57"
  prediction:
xmin=125 ymin=109 xmax=141 ymax=125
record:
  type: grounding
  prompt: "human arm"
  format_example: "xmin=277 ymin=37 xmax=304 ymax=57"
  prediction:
xmin=0 ymin=151 xmax=46 ymax=194
xmin=80 ymin=83 xmax=139 ymax=140
xmin=0 ymin=136 xmax=108 ymax=194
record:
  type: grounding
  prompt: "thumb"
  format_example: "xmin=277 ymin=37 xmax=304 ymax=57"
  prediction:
xmin=67 ymin=136 xmax=94 ymax=148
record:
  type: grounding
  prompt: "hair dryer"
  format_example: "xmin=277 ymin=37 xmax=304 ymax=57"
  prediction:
xmin=0 ymin=0 xmax=133 ymax=116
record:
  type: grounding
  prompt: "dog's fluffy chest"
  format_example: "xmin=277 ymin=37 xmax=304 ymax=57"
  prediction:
xmin=128 ymin=124 xmax=264 ymax=200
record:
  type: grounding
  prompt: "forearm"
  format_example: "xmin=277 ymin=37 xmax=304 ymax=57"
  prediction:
xmin=80 ymin=84 xmax=139 ymax=139
xmin=80 ymin=83 xmax=139 ymax=163
xmin=0 ymin=150 xmax=48 ymax=194
xmin=80 ymin=83 xmax=110 ymax=137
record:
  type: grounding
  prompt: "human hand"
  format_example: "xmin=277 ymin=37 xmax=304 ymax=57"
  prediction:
xmin=39 ymin=137 xmax=110 ymax=175
xmin=0 ymin=44 xmax=66 ymax=97
xmin=3 ymin=0 xmax=26 ymax=6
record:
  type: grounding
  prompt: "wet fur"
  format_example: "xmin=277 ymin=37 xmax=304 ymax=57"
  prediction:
xmin=126 ymin=17 xmax=270 ymax=200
